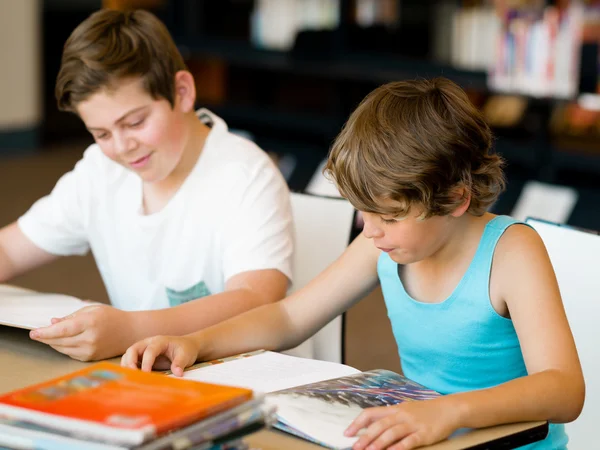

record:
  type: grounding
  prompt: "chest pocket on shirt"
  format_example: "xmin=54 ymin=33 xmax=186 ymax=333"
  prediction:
xmin=166 ymin=281 xmax=212 ymax=307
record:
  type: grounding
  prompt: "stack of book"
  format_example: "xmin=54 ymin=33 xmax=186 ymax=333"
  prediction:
xmin=0 ymin=362 xmax=271 ymax=450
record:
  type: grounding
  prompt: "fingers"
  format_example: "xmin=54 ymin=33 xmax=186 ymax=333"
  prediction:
xmin=34 ymin=335 xmax=82 ymax=348
xmin=30 ymin=317 xmax=85 ymax=340
xmin=389 ymin=433 xmax=422 ymax=450
xmin=121 ymin=341 xmax=148 ymax=370
xmin=141 ymin=339 xmax=169 ymax=372
xmin=49 ymin=344 xmax=89 ymax=361
xmin=353 ymin=419 xmax=413 ymax=450
xmin=346 ymin=407 xmax=395 ymax=437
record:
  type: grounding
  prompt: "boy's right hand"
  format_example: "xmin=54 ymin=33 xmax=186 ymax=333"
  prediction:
xmin=121 ymin=335 xmax=200 ymax=376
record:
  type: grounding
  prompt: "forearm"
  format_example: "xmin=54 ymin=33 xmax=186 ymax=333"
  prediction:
xmin=192 ymin=301 xmax=297 ymax=361
xmin=450 ymin=369 xmax=584 ymax=429
xmin=127 ymin=288 xmax=275 ymax=343
xmin=0 ymin=223 xmax=59 ymax=282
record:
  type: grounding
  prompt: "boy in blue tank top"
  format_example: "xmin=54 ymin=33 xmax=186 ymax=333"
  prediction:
xmin=122 ymin=78 xmax=584 ymax=450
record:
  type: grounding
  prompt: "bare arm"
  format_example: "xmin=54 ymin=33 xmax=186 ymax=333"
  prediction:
xmin=347 ymin=225 xmax=584 ymax=450
xmin=31 ymin=268 xmax=289 ymax=361
xmin=450 ymin=225 xmax=584 ymax=426
xmin=0 ymin=222 xmax=59 ymax=282
xmin=197 ymin=233 xmax=380 ymax=360
xmin=122 ymin=233 xmax=381 ymax=370
xmin=128 ymin=268 xmax=290 ymax=340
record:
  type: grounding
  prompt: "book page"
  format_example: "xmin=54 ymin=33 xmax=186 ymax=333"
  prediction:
xmin=180 ymin=351 xmax=361 ymax=393
xmin=267 ymin=369 xmax=441 ymax=449
xmin=0 ymin=288 xmax=93 ymax=330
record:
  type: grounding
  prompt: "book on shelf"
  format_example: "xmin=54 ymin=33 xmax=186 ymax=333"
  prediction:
xmin=178 ymin=350 xmax=441 ymax=450
xmin=0 ymin=362 xmax=261 ymax=449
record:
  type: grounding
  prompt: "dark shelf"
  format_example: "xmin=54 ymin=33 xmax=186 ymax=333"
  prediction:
xmin=552 ymin=146 xmax=600 ymax=174
xmin=203 ymin=103 xmax=343 ymax=139
xmin=494 ymin=139 xmax=540 ymax=170
xmin=177 ymin=37 xmax=488 ymax=89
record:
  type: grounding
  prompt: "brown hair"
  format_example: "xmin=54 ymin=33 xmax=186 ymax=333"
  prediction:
xmin=325 ymin=77 xmax=505 ymax=218
xmin=55 ymin=9 xmax=187 ymax=112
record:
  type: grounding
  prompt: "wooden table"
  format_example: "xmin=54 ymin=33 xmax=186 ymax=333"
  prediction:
xmin=0 ymin=325 xmax=548 ymax=450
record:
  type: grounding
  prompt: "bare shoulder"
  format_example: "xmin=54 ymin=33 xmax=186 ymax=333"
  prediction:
xmin=494 ymin=223 xmax=549 ymax=265
xmin=492 ymin=222 xmax=556 ymax=303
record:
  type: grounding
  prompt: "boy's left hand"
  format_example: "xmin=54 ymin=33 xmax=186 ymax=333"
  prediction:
xmin=29 ymin=304 xmax=133 ymax=361
xmin=346 ymin=396 xmax=460 ymax=450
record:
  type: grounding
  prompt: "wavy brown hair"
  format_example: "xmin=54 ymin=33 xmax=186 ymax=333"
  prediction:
xmin=55 ymin=9 xmax=187 ymax=112
xmin=325 ymin=77 xmax=505 ymax=218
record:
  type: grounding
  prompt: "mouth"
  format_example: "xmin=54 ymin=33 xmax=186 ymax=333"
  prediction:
xmin=129 ymin=153 xmax=152 ymax=169
xmin=377 ymin=247 xmax=394 ymax=253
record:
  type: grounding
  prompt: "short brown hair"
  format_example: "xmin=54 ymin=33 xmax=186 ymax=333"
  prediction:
xmin=325 ymin=77 xmax=505 ymax=218
xmin=55 ymin=9 xmax=187 ymax=112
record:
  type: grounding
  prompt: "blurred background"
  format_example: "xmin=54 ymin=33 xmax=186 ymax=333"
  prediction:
xmin=2 ymin=0 xmax=599 ymax=226
xmin=1 ymin=0 xmax=599 ymax=370
xmin=2 ymin=0 xmax=599 ymax=218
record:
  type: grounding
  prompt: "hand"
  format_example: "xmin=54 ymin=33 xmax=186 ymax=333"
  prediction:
xmin=29 ymin=304 xmax=134 ymax=361
xmin=345 ymin=396 xmax=460 ymax=450
xmin=121 ymin=335 xmax=200 ymax=376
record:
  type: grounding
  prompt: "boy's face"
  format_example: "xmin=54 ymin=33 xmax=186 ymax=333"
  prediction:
xmin=76 ymin=77 xmax=189 ymax=184
xmin=361 ymin=205 xmax=455 ymax=265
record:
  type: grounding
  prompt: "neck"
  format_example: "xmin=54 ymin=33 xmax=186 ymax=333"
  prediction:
xmin=420 ymin=213 xmax=493 ymax=269
xmin=149 ymin=112 xmax=210 ymax=195
xmin=141 ymin=112 xmax=210 ymax=214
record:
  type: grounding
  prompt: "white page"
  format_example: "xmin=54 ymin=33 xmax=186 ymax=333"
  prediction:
xmin=180 ymin=351 xmax=360 ymax=393
xmin=268 ymin=395 xmax=360 ymax=449
xmin=0 ymin=289 xmax=92 ymax=330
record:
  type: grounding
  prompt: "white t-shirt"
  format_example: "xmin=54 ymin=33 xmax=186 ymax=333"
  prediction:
xmin=18 ymin=109 xmax=293 ymax=311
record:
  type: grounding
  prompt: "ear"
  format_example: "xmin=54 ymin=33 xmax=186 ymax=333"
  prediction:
xmin=173 ymin=71 xmax=196 ymax=113
xmin=450 ymin=186 xmax=471 ymax=218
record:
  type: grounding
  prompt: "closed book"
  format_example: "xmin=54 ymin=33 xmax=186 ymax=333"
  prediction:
xmin=0 ymin=362 xmax=253 ymax=447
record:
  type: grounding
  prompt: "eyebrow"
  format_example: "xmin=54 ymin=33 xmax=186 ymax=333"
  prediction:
xmin=86 ymin=106 xmax=149 ymax=131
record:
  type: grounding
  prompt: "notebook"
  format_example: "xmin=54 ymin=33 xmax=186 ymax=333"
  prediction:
xmin=0 ymin=362 xmax=254 ymax=447
xmin=0 ymin=286 xmax=93 ymax=330
xmin=179 ymin=351 xmax=440 ymax=449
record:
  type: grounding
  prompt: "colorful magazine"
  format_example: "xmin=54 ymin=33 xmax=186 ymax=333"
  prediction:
xmin=266 ymin=369 xmax=440 ymax=450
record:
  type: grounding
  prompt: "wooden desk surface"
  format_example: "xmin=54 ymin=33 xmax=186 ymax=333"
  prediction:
xmin=0 ymin=325 xmax=548 ymax=450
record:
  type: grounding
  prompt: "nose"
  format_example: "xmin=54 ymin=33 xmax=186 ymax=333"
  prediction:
xmin=362 ymin=213 xmax=384 ymax=239
xmin=113 ymin=131 xmax=137 ymax=155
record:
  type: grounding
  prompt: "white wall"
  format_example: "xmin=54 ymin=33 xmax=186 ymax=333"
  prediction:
xmin=0 ymin=0 xmax=41 ymax=131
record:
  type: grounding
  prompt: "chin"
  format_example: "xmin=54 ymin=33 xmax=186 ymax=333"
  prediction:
xmin=136 ymin=171 xmax=164 ymax=183
xmin=388 ymin=251 xmax=417 ymax=265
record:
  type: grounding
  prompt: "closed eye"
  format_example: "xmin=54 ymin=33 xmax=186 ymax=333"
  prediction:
xmin=380 ymin=214 xmax=408 ymax=224
xmin=95 ymin=132 xmax=109 ymax=141
xmin=128 ymin=118 xmax=145 ymax=128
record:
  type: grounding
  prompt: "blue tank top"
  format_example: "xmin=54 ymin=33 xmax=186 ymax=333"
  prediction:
xmin=377 ymin=215 xmax=567 ymax=449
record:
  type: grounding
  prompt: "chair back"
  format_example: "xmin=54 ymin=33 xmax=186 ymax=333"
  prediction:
xmin=526 ymin=218 xmax=600 ymax=450
xmin=284 ymin=192 xmax=355 ymax=363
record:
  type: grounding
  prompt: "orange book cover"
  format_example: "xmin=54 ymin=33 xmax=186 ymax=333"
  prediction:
xmin=0 ymin=362 xmax=253 ymax=446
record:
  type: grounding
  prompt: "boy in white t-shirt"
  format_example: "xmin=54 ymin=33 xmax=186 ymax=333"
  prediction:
xmin=0 ymin=9 xmax=293 ymax=361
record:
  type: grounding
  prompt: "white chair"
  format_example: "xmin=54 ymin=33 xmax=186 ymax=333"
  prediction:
xmin=526 ymin=217 xmax=600 ymax=450
xmin=283 ymin=192 xmax=355 ymax=363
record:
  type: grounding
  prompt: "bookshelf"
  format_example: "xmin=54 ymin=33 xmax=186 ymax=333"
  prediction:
xmin=107 ymin=0 xmax=599 ymax=191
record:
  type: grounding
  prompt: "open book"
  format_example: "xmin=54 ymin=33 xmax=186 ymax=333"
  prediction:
xmin=179 ymin=351 xmax=440 ymax=449
xmin=0 ymin=285 xmax=93 ymax=330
